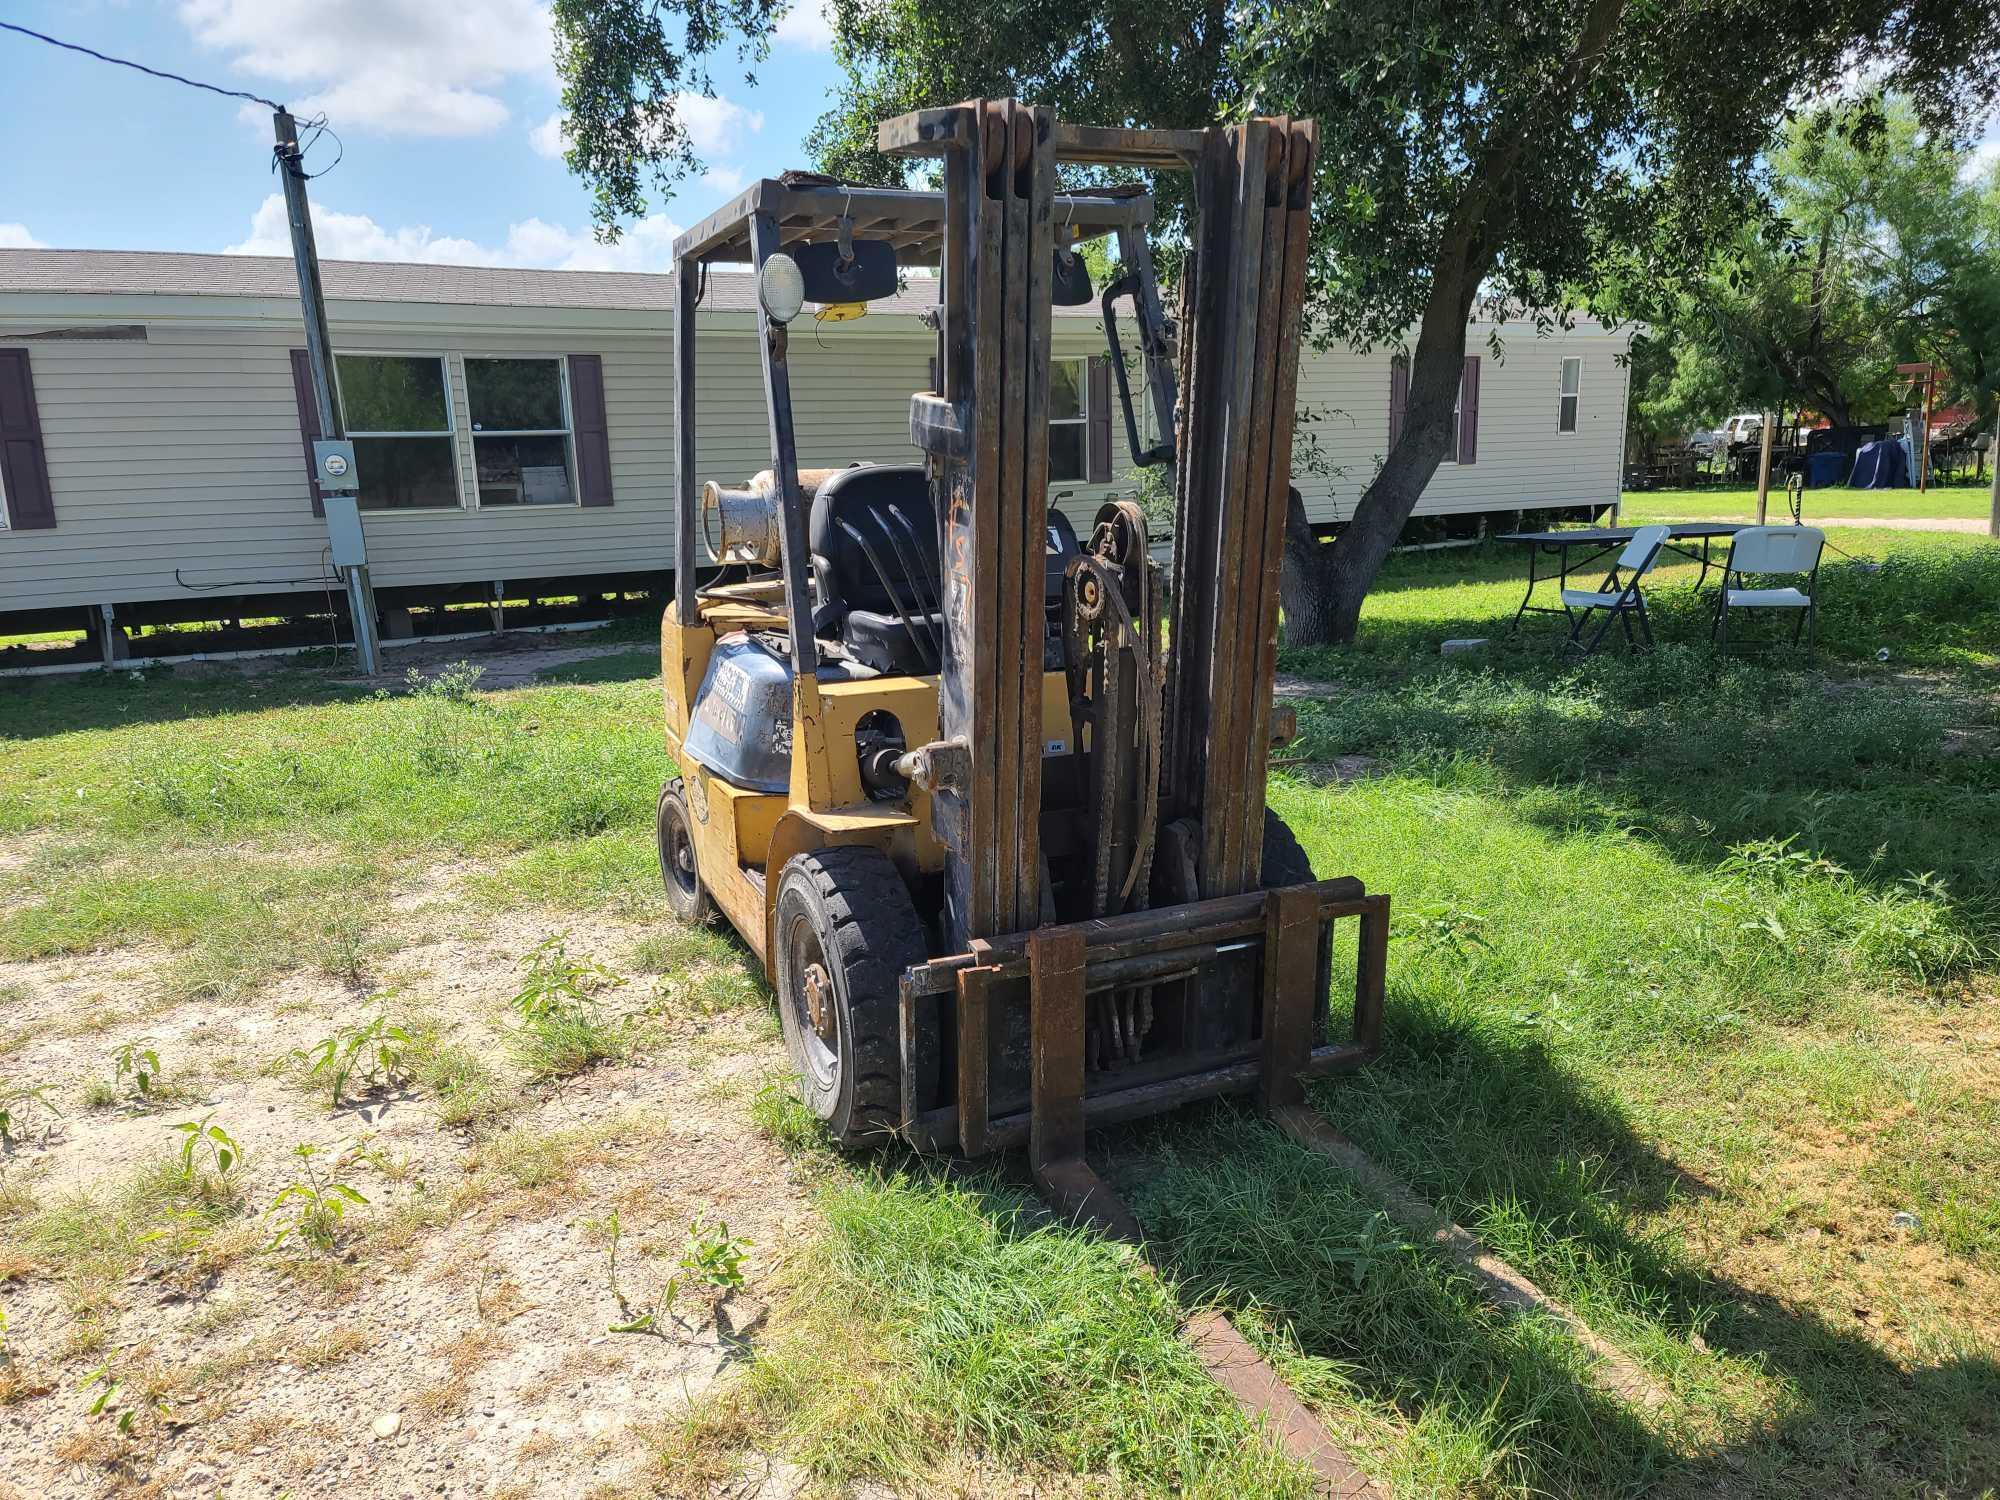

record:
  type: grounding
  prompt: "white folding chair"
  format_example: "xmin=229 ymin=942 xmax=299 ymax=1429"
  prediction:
xmin=1711 ymin=526 xmax=1824 ymax=654
xmin=1562 ymin=524 xmax=1670 ymax=653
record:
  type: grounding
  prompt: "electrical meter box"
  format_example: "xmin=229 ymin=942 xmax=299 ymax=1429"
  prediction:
xmin=313 ymin=438 xmax=359 ymax=492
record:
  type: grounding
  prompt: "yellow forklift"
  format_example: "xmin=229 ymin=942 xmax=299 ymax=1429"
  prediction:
xmin=656 ymin=101 xmax=1389 ymax=1235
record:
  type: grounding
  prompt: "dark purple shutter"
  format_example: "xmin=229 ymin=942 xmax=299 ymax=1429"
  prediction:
xmin=0 ymin=348 xmax=57 ymax=530
xmin=1458 ymin=355 xmax=1481 ymax=465
xmin=289 ymin=349 xmax=326 ymax=517
xmin=1086 ymin=356 xmax=1113 ymax=482
xmin=1388 ymin=356 xmax=1409 ymax=447
xmin=568 ymin=354 xmax=613 ymax=506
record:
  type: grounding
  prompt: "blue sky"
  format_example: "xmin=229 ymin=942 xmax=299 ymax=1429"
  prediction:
xmin=0 ymin=0 xmax=845 ymax=268
xmin=6 ymin=3 xmax=1996 ymax=270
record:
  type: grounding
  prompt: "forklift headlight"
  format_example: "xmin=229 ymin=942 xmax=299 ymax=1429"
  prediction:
xmin=758 ymin=252 xmax=806 ymax=325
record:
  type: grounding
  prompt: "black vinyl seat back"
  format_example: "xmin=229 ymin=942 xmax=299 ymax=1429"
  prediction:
xmin=810 ymin=465 xmax=940 ymax=621
xmin=808 ymin=462 xmax=1083 ymax=674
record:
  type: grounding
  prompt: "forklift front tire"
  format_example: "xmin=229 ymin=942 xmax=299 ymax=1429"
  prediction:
xmin=656 ymin=779 xmax=716 ymax=926
xmin=772 ymin=845 xmax=937 ymax=1147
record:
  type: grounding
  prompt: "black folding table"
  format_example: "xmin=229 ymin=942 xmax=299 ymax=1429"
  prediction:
xmin=1496 ymin=522 xmax=1744 ymax=635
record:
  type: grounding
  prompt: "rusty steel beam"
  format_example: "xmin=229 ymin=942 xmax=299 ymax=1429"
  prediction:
xmin=1270 ymin=1105 xmax=1668 ymax=1411
xmin=1027 ymin=927 xmax=1089 ymax=1188
xmin=1258 ymin=880 xmax=1321 ymax=1115
xmin=1185 ymin=1312 xmax=1387 ymax=1497
xmin=1161 ymin=120 xmax=1319 ymax=899
xmin=902 ymin=879 xmax=1369 ymax=995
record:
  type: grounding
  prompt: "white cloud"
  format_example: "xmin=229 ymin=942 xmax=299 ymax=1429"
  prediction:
xmin=0 ymin=223 xmax=45 ymax=249
xmin=178 ymin=0 xmax=555 ymax=137
xmin=701 ymin=165 xmax=749 ymax=196
xmin=774 ymin=0 xmax=835 ymax=51
xmin=674 ymin=92 xmax=763 ymax=156
xmin=1960 ymin=138 xmax=2000 ymax=185
xmin=529 ymin=111 xmax=570 ymax=160
xmin=224 ymin=194 xmax=682 ymax=272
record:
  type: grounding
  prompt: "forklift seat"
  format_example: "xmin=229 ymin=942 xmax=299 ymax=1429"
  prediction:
xmin=810 ymin=465 xmax=941 ymax=673
xmin=809 ymin=464 xmax=1080 ymax=674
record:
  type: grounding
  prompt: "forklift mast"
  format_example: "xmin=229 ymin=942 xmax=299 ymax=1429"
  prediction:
xmin=880 ymin=104 xmax=1320 ymax=948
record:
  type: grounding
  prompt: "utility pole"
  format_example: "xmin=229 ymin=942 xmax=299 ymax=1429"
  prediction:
xmin=273 ymin=108 xmax=380 ymax=674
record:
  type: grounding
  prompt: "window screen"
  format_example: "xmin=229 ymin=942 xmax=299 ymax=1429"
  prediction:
xmin=1049 ymin=358 xmax=1086 ymax=482
xmin=335 ymin=354 xmax=459 ymax=510
xmin=467 ymin=357 xmax=574 ymax=506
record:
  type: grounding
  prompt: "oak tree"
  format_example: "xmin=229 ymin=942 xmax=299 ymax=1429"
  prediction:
xmin=553 ymin=0 xmax=2000 ymax=641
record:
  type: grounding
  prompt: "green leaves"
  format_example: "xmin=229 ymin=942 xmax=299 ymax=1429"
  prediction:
xmin=291 ymin=999 xmax=414 ymax=1106
xmin=170 ymin=1112 xmax=241 ymax=1179
xmin=112 ymin=1038 xmax=161 ymax=1100
xmin=80 ymin=1364 xmax=169 ymax=1436
xmin=595 ymin=1207 xmax=751 ymax=1335
xmin=0 ymin=1082 xmax=62 ymax=1146
xmin=265 ymin=1142 xmax=369 ymax=1254
xmin=551 ymin=0 xmax=793 ymax=236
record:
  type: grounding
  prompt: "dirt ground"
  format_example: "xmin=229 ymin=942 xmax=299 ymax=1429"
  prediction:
xmin=0 ymin=863 xmax=812 ymax=1500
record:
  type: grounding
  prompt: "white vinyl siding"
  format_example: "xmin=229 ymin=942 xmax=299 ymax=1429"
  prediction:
xmin=0 ymin=283 xmax=1628 ymax=618
xmin=1291 ymin=330 xmax=1630 ymax=524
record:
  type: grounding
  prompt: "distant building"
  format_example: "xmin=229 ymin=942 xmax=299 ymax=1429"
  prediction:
xmin=0 ymin=249 xmax=1630 ymax=654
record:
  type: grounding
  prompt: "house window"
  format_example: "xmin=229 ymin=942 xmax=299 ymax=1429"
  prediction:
xmin=1050 ymin=357 xmax=1087 ymax=482
xmin=1558 ymin=356 xmax=1582 ymax=433
xmin=1441 ymin=385 xmax=1463 ymax=464
xmin=466 ymin=357 xmax=575 ymax=506
xmin=334 ymin=354 xmax=460 ymax=510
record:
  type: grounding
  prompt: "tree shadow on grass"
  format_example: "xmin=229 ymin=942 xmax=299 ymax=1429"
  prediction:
xmin=1077 ymin=987 xmax=2000 ymax=1496
xmin=1287 ymin=614 xmax=1998 ymax=924
xmin=0 ymin=663 xmax=373 ymax=741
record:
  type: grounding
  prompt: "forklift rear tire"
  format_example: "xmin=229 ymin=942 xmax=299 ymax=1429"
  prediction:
xmin=1262 ymin=810 xmax=1335 ymax=1040
xmin=656 ymin=779 xmax=716 ymax=926
xmin=772 ymin=845 xmax=938 ymax=1147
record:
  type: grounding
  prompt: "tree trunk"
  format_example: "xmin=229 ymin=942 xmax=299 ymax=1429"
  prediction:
xmin=1285 ymin=299 xmax=1474 ymax=643
xmin=1281 ymin=487 xmax=1335 ymax=640
xmin=1280 ymin=0 xmax=1628 ymax=647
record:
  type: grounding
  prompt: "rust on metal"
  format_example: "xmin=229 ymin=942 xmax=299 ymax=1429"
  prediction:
xmin=1027 ymin=926 xmax=1089 ymax=1174
xmin=1258 ymin=880 xmax=1321 ymax=1114
xmin=955 ymin=965 xmax=994 ymax=1156
xmin=1185 ymin=1311 xmax=1388 ymax=1498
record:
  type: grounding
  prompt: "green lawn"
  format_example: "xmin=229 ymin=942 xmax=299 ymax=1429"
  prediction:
xmin=1622 ymin=477 xmax=1994 ymax=523
xmin=3 ymin=527 xmax=1997 ymax=1496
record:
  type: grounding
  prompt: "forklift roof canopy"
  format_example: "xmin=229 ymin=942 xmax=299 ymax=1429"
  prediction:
xmin=671 ymin=173 xmax=1155 ymax=267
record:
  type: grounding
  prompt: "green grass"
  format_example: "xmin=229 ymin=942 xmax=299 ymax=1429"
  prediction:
xmin=729 ymin=529 xmax=2000 ymax=1495
xmin=1622 ymin=477 xmax=1993 ymax=522
xmin=1314 ymin=527 xmax=2000 ymax=669
xmin=659 ymin=1164 xmax=1319 ymax=1496
xmin=0 ymin=662 xmax=674 ymax=972
xmin=5 ymin=548 xmax=1999 ymax=1495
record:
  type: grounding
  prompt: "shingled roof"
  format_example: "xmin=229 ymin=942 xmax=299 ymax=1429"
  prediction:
xmin=0 ymin=248 xmax=968 ymax=317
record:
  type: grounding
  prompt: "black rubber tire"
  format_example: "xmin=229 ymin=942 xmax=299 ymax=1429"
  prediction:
xmin=1261 ymin=809 xmax=1335 ymax=1041
xmin=771 ymin=845 xmax=938 ymax=1147
xmin=656 ymin=779 xmax=716 ymax=926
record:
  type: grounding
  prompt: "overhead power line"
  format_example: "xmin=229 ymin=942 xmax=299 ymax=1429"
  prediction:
xmin=0 ymin=20 xmax=286 ymax=111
